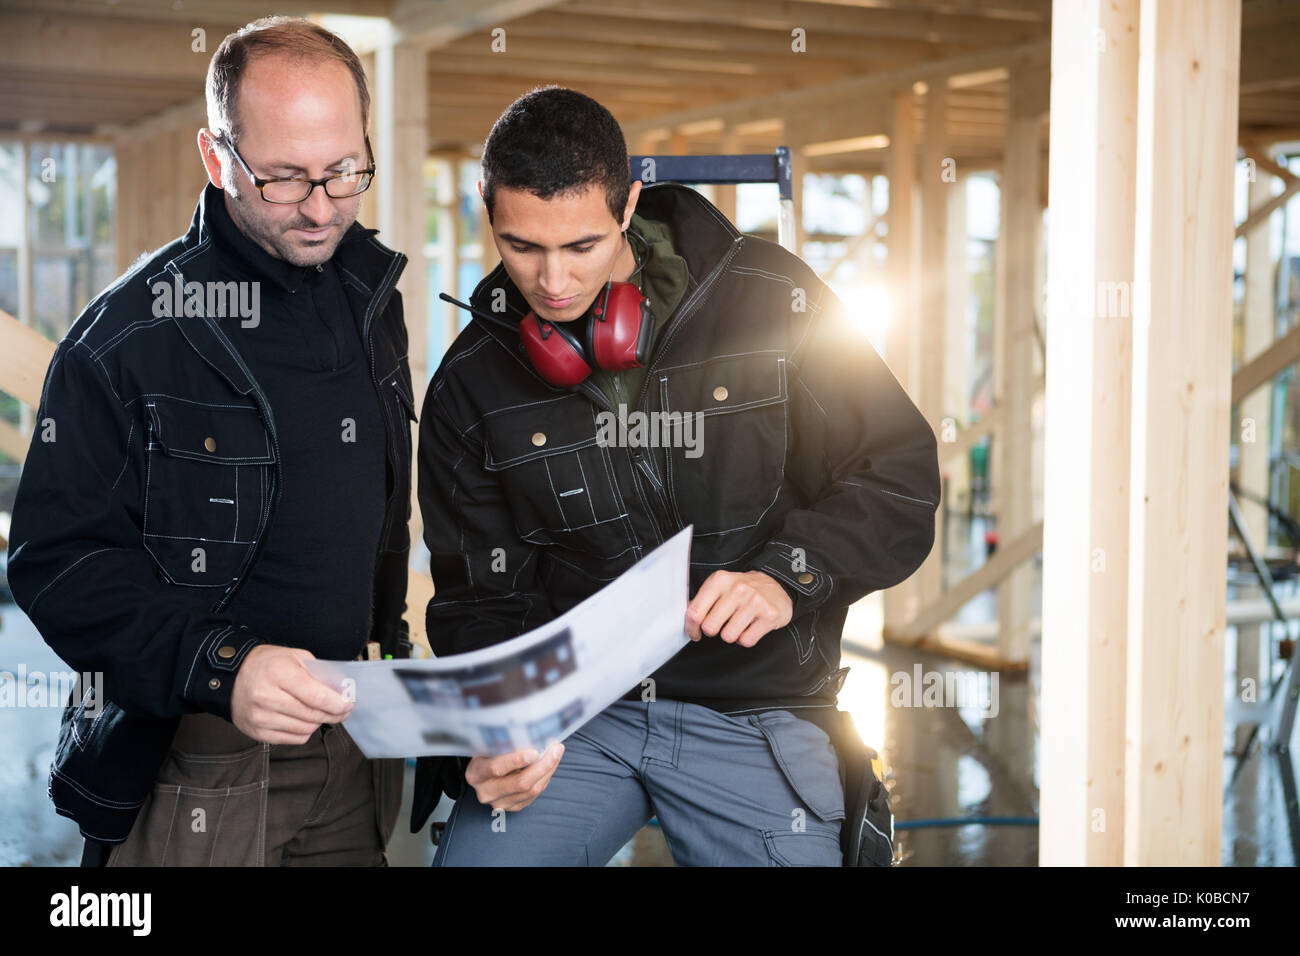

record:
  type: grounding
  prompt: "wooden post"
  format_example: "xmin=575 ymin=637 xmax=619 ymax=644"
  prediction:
xmin=373 ymin=40 xmax=429 ymax=400
xmin=479 ymin=192 xmax=499 ymax=276
xmin=1235 ymin=164 xmax=1277 ymax=752
xmin=944 ymin=173 xmax=970 ymax=512
xmin=1238 ymin=167 xmax=1276 ymax=550
xmin=790 ymin=146 xmax=806 ymax=257
xmin=716 ymin=128 xmax=740 ymax=224
xmin=449 ymin=156 xmax=464 ymax=349
xmin=883 ymin=86 xmax=920 ymax=632
xmin=916 ymin=78 xmax=949 ymax=607
xmin=373 ymin=39 xmax=430 ymax=550
xmin=1125 ymin=0 xmax=1239 ymax=866
xmin=1040 ymin=0 xmax=1140 ymax=867
xmin=14 ymin=140 xmax=31 ymax=434
xmin=995 ymin=65 xmax=1045 ymax=665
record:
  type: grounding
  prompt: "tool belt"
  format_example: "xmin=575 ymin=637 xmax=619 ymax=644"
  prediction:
xmin=798 ymin=700 xmax=895 ymax=867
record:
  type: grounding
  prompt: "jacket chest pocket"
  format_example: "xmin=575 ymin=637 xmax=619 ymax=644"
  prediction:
xmin=481 ymin=395 xmax=628 ymax=554
xmin=142 ymin=398 xmax=276 ymax=588
xmin=659 ymin=350 xmax=789 ymax=537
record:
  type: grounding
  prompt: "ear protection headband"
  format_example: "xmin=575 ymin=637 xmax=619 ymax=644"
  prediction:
xmin=518 ymin=229 xmax=653 ymax=388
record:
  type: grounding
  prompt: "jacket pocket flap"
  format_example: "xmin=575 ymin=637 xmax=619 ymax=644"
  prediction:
xmin=661 ymin=350 xmax=787 ymax=416
xmin=482 ymin=395 xmax=600 ymax=470
xmin=146 ymin=398 xmax=275 ymax=464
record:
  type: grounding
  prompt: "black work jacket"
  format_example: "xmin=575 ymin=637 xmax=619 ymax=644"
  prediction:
xmin=8 ymin=188 xmax=416 ymax=842
xmin=410 ymin=182 xmax=939 ymax=831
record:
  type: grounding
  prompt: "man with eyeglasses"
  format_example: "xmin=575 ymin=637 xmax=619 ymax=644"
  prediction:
xmin=8 ymin=16 xmax=416 ymax=866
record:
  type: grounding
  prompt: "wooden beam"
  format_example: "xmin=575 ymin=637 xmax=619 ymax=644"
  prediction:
xmin=908 ymin=632 xmax=1032 ymax=672
xmin=422 ymin=51 xmax=801 ymax=91
xmin=1238 ymin=21 xmax=1300 ymax=94
xmin=1040 ymin=0 xmax=1140 ymax=868
xmin=1234 ymin=169 xmax=1300 ymax=237
xmin=561 ymin=0 xmax=1051 ymax=45
xmin=620 ymin=39 xmax=1051 ymax=137
xmin=0 ymin=309 xmax=56 ymax=408
xmin=1125 ymin=0 xmax=1239 ymax=866
xmin=435 ymin=34 xmax=881 ymax=78
xmin=887 ymin=520 xmax=1044 ymax=644
xmin=502 ymin=11 xmax=976 ymax=61
xmin=1230 ymin=321 xmax=1300 ymax=405
xmin=0 ymin=418 xmax=30 ymax=463
xmin=0 ymin=11 xmax=221 ymax=82
xmin=391 ymin=0 xmax=565 ymax=49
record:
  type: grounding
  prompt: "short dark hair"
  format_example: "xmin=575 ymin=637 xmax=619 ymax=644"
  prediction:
xmin=206 ymin=16 xmax=369 ymax=147
xmin=480 ymin=86 xmax=630 ymax=224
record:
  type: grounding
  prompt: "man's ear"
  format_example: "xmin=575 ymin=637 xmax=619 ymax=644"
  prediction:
xmin=476 ymin=180 xmax=484 ymax=199
xmin=620 ymin=179 xmax=642 ymax=231
xmin=197 ymin=129 xmax=224 ymax=190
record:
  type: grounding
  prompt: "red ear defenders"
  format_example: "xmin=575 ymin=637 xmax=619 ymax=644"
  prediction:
xmin=518 ymin=230 xmax=653 ymax=388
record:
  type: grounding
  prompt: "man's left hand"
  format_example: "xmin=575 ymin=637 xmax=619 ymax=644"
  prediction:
xmin=684 ymin=570 xmax=794 ymax=647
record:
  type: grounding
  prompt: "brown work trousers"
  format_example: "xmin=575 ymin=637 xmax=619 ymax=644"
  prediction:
xmin=104 ymin=714 xmax=404 ymax=866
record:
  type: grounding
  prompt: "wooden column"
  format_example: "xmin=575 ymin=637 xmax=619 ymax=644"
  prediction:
xmin=790 ymin=146 xmax=806 ymax=257
xmin=716 ymin=128 xmax=741 ymax=224
xmin=373 ymin=39 xmax=430 ymax=552
xmin=995 ymin=65 xmax=1045 ymax=665
xmin=944 ymin=173 xmax=971 ymax=513
xmin=1125 ymin=0 xmax=1239 ymax=866
xmin=373 ymin=40 xmax=429 ymax=401
xmin=1235 ymin=165 xmax=1277 ymax=752
xmin=1040 ymin=0 xmax=1140 ymax=867
xmin=429 ymin=156 xmax=458 ymax=357
xmin=883 ymin=86 xmax=920 ymax=631
xmin=479 ymin=193 xmax=499 ymax=275
xmin=915 ymin=79 xmax=949 ymax=607
xmin=1238 ymin=168 xmax=1276 ymax=550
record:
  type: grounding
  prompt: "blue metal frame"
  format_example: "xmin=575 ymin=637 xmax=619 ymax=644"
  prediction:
xmin=628 ymin=146 xmax=793 ymax=200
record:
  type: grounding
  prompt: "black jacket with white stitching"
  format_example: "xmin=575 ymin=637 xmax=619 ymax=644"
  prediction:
xmin=410 ymin=182 xmax=939 ymax=831
xmin=7 ymin=186 xmax=416 ymax=843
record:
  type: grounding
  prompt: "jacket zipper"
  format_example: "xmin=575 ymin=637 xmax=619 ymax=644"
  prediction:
xmin=627 ymin=235 xmax=745 ymax=538
xmin=359 ymin=254 xmax=410 ymax=655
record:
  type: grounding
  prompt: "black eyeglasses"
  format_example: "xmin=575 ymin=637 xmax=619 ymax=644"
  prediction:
xmin=218 ymin=134 xmax=376 ymax=204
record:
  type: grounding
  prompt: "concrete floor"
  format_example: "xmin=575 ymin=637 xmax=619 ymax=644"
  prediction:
xmin=2 ymin=509 xmax=1296 ymax=866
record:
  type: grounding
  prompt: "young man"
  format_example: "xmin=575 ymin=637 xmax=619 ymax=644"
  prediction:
xmin=8 ymin=17 xmax=415 ymax=866
xmin=414 ymin=86 xmax=939 ymax=865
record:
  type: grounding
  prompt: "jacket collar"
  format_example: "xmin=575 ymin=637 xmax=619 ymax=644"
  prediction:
xmin=149 ymin=187 xmax=406 ymax=398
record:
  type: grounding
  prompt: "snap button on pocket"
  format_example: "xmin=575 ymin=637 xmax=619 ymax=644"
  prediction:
xmin=217 ymin=645 xmax=237 ymax=660
xmin=203 ymin=436 xmax=217 ymax=453
xmin=712 ymin=385 xmax=728 ymax=401
xmin=531 ymin=432 xmax=547 ymax=447
xmin=208 ymin=678 xmax=221 ymax=690
xmin=797 ymin=572 xmax=814 ymax=585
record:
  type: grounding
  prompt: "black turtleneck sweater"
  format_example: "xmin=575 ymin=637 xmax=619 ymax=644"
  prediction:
xmin=205 ymin=185 xmax=387 ymax=662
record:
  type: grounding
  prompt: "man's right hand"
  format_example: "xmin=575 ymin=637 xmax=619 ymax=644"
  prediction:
xmin=464 ymin=743 xmax=565 ymax=812
xmin=230 ymin=645 xmax=352 ymax=744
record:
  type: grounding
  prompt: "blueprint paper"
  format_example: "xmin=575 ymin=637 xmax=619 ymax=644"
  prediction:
xmin=304 ymin=526 xmax=693 ymax=758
